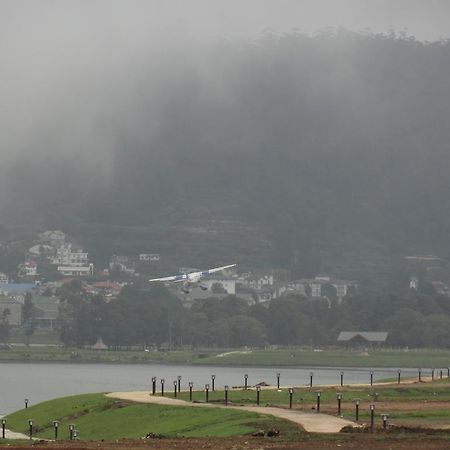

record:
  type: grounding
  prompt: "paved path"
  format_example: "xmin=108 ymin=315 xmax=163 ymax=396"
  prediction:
xmin=0 ymin=415 xmax=32 ymax=440
xmin=3 ymin=429 xmax=31 ymax=439
xmin=106 ymin=391 xmax=358 ymax=433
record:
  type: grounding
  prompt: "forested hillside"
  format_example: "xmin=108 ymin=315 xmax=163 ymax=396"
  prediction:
xmin=2 ymin=31 xmax=450 ymax=280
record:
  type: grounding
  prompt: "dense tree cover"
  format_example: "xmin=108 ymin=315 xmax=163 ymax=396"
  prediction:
xmin=0 ymin=308 xmax=11 ymax=344
xmin=2 ymin=31 xmax=450 ymax=280
xmin=55 ymin=282 xmax=450 ymax=349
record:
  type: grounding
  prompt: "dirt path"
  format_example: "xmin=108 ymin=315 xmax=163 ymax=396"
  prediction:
xmin=106 ymin=391 xmax=357 ymax=433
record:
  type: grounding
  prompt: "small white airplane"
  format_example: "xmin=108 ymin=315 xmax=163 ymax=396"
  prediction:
xmin=149 ymin=264 xmax=236 ymax=294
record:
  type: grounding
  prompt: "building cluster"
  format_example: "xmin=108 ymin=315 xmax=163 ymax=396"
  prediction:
xmin=0 ymin=230 xmax=165 ymax=336
xmin=27 ymin=230 xmax=93 ymax=277
xmin=4 ymin=228 xmax=450 ymax=346
xmin=406 ymin=255 xmax=450 ymax=295
xmin=178 ymin=268 xmax=357 ymax=307
xmin=108 ymin=253 xmax=161 ymax=276
xmin=0 ymin=277 xmax=127 ymax=331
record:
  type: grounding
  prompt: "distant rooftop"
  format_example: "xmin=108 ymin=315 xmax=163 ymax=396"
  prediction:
xmin=0 ymin=283 xmax=37 ymax=293
xmin=405 ymin=255 xmax=441 ymax=261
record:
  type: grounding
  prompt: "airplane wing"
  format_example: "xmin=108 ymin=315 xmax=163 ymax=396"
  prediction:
xmin=201 ymin=264 xmax=237 ymax=276
xmin=149 ymin=274 xmax=187 ymax=282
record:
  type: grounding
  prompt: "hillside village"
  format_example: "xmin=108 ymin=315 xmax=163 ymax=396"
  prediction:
xmin=0 ymin=229 xmax=449 ymax=347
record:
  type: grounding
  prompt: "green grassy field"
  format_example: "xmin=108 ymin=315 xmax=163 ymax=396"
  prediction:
xmin=166 ymin=378 xmax=450 ymax=427
xmin=0 ymin=346 xmax=203 ymax=364
xmin=193 ymin=348 xmax=450 ymax=368
xmin=2 ymin=347 xmax=450 ymax=369
xmin=5 ymin=393 xmax=302 ymax=440
xmin=170 ymin=379 xmax=450 ymax=406
xmin=6 ymin=378 xmax=450 ymax=442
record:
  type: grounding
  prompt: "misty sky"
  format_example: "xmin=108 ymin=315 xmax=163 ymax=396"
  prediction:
xmin=1 ymin=0 xmax=449 ymax=183
xmin=2 ymin=0 xmax=450 ymax=44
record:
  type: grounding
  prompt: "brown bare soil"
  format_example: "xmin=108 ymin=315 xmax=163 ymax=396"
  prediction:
xmin=4 ymin=434 xmax=450 ymax=450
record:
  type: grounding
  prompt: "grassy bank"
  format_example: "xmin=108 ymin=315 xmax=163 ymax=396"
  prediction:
xmin=6 ymin=379 xmax=450 ymax=442
xmin=193 ymin=348 xmax=450 ymax=368
xmin=5 ymin=393 xmax=301 ymax=440
xmin=0 ymin=346 xmax=203 ymax=364
xmin=1 ymin=346 xmax=450 ymax=368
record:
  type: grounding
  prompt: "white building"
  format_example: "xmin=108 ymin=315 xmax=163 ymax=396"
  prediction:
xmin=24 ymin=260 xmax=37 ymax=277
xmin=277 ymin=281 xmax=307 ymax=297
xmin=410 ymin=276 xmax=419 ymax=290
xmin=278 ymin=276 xmax=356 ymax=302
xmin=51 ymin=244 xmax=89 ymax=267
xmin=139 ymin=253 xmax=160 ymax=262
xmin=57 ymin=264 xmax=94 ymax=277
xmin=0 ymin=273 xmax=8 ymax=284
xmin=310 ymin=282 xmax=322 ymax=297
xmin=240 ymin=274 xmax=274 ymax=290
xmin=202 ymin=278 xmax=236 ymax=295
xmin=38 ymin=230 xmax=66 ymax=247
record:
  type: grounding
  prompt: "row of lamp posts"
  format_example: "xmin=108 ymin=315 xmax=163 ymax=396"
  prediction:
xmin=148 ymin=372 xmax=443 ymax=432
xmin=0 ymin=418 xmax=77 ymax=440
xmin=150 ymin=367 xmax=449 ymax=398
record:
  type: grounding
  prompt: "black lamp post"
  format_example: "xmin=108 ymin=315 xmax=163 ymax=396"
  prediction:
xmin=447 ymin=367 xmax=449 ymax=378
xmin=205 ymin=384 xmax=209 ymax=402
xmin=370 ymin=404 xmax=375 ymax=431
xmin=244 ymin=374 xmax=248 ymax=390
xmin=53 ymin=421 xmax=59 ymax=440
xmin=177 ymin=376 xmax=182 ymax=392
xmin=152 ymin=377 xmax=157 ymax=395
xmin=381 ymin=413 xmax=388 ymax=429
xmin=276 ymin=372 xmax=280 ymax=390
xmin=224 ymin=385 xmax=229 ymax=405
xmin=432 ymin=368 xmax=435 ymax=381
xmin=288 ymin=388 xmax=294 ymax=409
xmin=354 ymin=399 xmax=360 ymax=421
xmin=440 ymin=369 xmax=443 ymax=380
xmin=1 ymin=419 xmax=6 ymax=439
xmin=211 ymin=374 xmax=216 ymax=392
xmin=24 ymin=398 xmax=29 ymax=409
xmin=419 ymin=368 xmax=422 ymax=382
xmin=189 ymin=381 xmax=193 ymax=401
xmin=173 ymin=380 xmax=177 ymax=398
xmin=316 ymin=391 xmax=321 ymax=413
xmin=256 ymin=386 xmax=261 ymax=406
xmin=336 ymin=393 xmax=342 ymax=416
xmin=28 ymin=419 xmax=33 ymax=440
xmin=161 ymin=379 xmax=165 ymax=396
xmin=309 ymin=371 xmax=313 ymax=388
xmin=370 ymin=371 xmax=373 ymax=386
xmin=340 ymin=371 xmax=344 ymax=387
xmin=69 ymin=423 xmax=75 ymax=440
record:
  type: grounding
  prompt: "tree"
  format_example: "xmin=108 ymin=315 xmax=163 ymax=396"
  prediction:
xmin=227 ymin=315 xmax=267 ymax=347
xmin=22 ymin=293 xmax=37 ymax=345
xmin=0 ymin=308 xmax=11 ymax=344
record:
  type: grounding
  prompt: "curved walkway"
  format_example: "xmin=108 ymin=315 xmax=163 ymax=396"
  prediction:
xmin=0 ymin=415 xmax=32 ymax=440
xmin=106 ymin=391 xmax=358 ymax=433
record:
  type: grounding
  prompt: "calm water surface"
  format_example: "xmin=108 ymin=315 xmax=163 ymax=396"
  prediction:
xmin=0 ymin=363 xmax=422 ymax=414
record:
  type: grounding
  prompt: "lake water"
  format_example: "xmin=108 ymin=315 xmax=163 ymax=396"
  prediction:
xmin=0 ymin=363 xmax=423 ymax=415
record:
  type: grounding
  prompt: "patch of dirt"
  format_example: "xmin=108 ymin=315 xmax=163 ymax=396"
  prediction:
xmin=8 ymin=435 xmax=450 ymax=450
